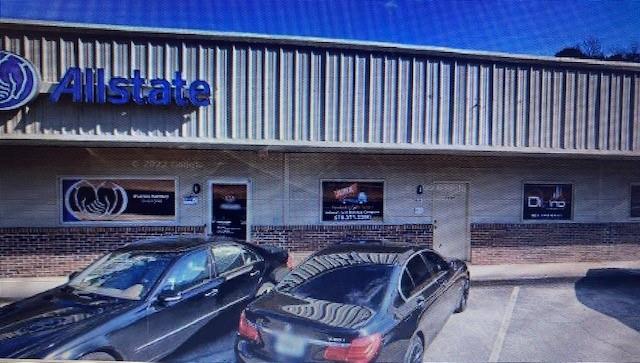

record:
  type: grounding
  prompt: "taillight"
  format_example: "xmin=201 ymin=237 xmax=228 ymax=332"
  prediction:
xmin=323 ymin=333 xmax=382 ymax=363
xmin=238 ymin=310 xmax=261 ymax=344
xmin=286 ymin=255 xmax=295 ymax=270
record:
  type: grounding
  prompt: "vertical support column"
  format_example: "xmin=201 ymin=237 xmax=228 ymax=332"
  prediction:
xmin=283 ymin=152 xmax=290 ymax=225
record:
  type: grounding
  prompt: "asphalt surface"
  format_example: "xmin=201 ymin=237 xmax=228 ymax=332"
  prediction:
xmin=166 ymin=268 xmax=640 ymax=362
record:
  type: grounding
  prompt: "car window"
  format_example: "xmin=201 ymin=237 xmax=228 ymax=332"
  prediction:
xmin=422 ymin=252 xmax=449 ymax=274
xmin=280 ymin=264 xmax=393 ymax=310
xmin=407 ymin=254 xmax=431 ymax=285
xmin=69 ymin=252 xmax=174 ymax=300
xmin=212 ymin=245 xmax=245 ymax=275
xmin=161 ymin=249 xmax=211 ymax=293
xmin=400 ymin=270 xmax=415 ymax=299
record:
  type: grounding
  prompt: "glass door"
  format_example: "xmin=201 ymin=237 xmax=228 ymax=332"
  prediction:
xmin=210 ymin=182 xmax=248 ymax=240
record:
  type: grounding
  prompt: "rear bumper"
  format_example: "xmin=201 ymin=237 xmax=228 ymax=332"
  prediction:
xmin=235 ymin=339 xmax=271 ymax=363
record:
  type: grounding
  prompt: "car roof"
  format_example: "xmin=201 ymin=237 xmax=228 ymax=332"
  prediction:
xmin=116 ymin=235 xmax=237 ymax=253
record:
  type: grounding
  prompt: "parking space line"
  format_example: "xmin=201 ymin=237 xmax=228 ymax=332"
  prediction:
xmin=489 ymin=286 xmax=520 ymax=362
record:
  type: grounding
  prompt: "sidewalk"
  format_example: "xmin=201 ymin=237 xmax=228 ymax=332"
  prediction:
xmin=469 ymin=259 xmax=640 ymax=285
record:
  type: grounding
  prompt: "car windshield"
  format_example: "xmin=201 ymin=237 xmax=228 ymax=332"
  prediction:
xmin=69 ymin=251 xmax=174 ymax=300
xmin=279 ymin=264 xmax=393 ymax=310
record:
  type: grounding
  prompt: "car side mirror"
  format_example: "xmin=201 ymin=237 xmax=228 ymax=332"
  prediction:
xmin=68 ymin=271 xmax=79 ymax=281
xmin=157 ymin=291 xmax=182 ymax=305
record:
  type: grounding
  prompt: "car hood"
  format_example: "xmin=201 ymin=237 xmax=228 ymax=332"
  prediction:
xmin=0 ymin=286 xmax=136 ymax=358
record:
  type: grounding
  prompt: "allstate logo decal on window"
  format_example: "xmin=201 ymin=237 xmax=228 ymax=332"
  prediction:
xmin=0 ymin=50 xmax=40 ymax=111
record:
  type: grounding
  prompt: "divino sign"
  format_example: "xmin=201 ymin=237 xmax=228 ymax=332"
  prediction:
xmin=50 ymin=68 xmax=212 ymax=107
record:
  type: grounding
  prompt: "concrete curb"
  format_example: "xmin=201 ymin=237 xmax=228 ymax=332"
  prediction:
xmin=471 ymin=276 xmax=582 ymax=287
xmin=469 ymin=260 xmax=640 ymax=286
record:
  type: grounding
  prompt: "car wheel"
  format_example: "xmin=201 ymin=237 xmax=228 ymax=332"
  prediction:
xmin=404 ymin=334 xmax=424 ymax=363
xmin=256 ymin=282 xmax=275 ymax=296
xmin=79 ymin=352 xmax=116 ymax=361
xmin=454 ymin=278 xmax=470 ymax=313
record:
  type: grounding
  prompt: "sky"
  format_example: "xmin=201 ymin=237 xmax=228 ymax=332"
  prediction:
xmin=1 ymin=0 xmax=639 ymax=56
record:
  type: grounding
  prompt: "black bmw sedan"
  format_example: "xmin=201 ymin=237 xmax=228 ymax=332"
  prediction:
xmin=0 ymin=236 xmax=289 ymax=361
xmin=235 ymin=242 xmax=469 ymax=363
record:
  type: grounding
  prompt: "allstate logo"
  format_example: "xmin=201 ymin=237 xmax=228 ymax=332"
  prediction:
xmin=0 ymin=51 xmax=40 ymax=111
xmin=64 ymin=180 xmax=128 ymax=221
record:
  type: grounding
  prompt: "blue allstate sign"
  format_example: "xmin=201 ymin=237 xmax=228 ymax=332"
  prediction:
xmin=0 ymin=51 xmax=40 ymax=111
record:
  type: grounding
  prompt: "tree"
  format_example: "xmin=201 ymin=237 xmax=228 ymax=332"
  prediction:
xmin=581 ymin=37 xmax=604 ymax=59
xmin=556 ymin=38 xmax=640 ymax=63
xmin=555 ymin=46 xmax=585 ymax=58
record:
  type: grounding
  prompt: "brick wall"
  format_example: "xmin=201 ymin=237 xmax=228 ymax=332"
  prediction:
xmin=251 ymin=224 xmax=434 ymax=251
xmin=0 ymin=226 xmax=204 ymax=278
xmin=2 ymin=222 xmax=640 ymax=278
xmin=471 ymin=223 xmax=640 ymax=264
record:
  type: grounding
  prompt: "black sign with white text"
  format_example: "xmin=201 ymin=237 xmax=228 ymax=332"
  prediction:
xmin=523 ymin=183 xmax=572 ymax=220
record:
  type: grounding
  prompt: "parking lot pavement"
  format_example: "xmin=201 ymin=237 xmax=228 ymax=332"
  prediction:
xmin=166 ymin=268 xmax=640 ymax=363
xmin=426 ymin=268 xmax=640 ymax=362
xmin=165 ymin=306 xmax=240 ymax=363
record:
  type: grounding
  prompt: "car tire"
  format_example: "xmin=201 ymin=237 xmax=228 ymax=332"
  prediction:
xmin=404 ymin=334 xmax=424 ymax=363
xmin=79 ymin=352 xmax=116 ymax=361
xmin=454 ymin=278 xmax=470 ymax=313
xmin=256 ymin=282 xmax=275 ymax=296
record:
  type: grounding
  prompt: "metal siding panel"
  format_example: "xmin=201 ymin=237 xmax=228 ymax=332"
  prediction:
xmin=354 ymin=54 xmax=367 ymax=144
xmin=396 ymin=57 xmax=410 ymax=144
xmin=439 ymin=61 xmax=450 ymax=145
xmin=451 ymin=62 xmax=463 ymax=145
xmin=412 ymin=59 xmax=425 ymax=144
xmin=263 ymin=48 xmax=276 ymax=140
xmin=479 ymin=65 xmax=491 ymax=146
xmin=586 ymin=73 xmax=598 ymax=149
xmin=310 ymin=51 xmax=322 ymax=142
xmin=324 ymin=52 xmax=339 ymax=142
xmin=574 ymin=72 xmax=586 ymax=149
xmin=371 ymin=56 xmax=384 ymax=143
xmin=609 ymin=75 xmax=621 ymax=150
xmin=2 ymin=31 xmax=640 ymax=156
xmin=620 ymin=75 xmax=632 ymax=151
xmin=491 ymin=65 xmax=502 ymax=147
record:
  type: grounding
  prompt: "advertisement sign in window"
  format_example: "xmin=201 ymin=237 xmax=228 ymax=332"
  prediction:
xmin=322 ymin=181 xmax=384 ymax=221
xmin=523 ymin=183 xmax=572 ymax=220
xmin=211 ymin=183 xmax=247 ymax=240
xmin=61 ymin=178 xmax=176 ymax=223
xmin=630 ymin=185 xmax=640 ymax=218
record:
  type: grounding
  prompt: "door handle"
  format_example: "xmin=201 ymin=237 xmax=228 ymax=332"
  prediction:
xmin=250 ymin=270 xmax=260 ymax=277
xmin=205 ymin=288 xmax=219 ymax=297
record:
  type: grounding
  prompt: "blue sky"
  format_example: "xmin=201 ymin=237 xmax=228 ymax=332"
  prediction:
xmin=1 ymin=0 xmax=639 ymax=56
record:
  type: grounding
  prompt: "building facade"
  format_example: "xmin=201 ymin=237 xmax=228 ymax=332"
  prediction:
xmin=1 ymin=20 xmax=640 ymax=278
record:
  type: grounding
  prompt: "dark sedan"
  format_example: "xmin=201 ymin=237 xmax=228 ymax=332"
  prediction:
xmin=235 ymin=242 xmax=469 ymax=363
xmin=0 ymin=236 xmax=289 ymax=361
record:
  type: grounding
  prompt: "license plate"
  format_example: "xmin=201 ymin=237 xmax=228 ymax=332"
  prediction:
xmin=274 ymin=332 xmax=306 ymax=358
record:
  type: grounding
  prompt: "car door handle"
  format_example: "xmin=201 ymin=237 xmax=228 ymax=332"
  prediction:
xmin=250 ymin=270 xmax=259 ymax=277
xmin=205 ymin=288 xmax=219 ymax=297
